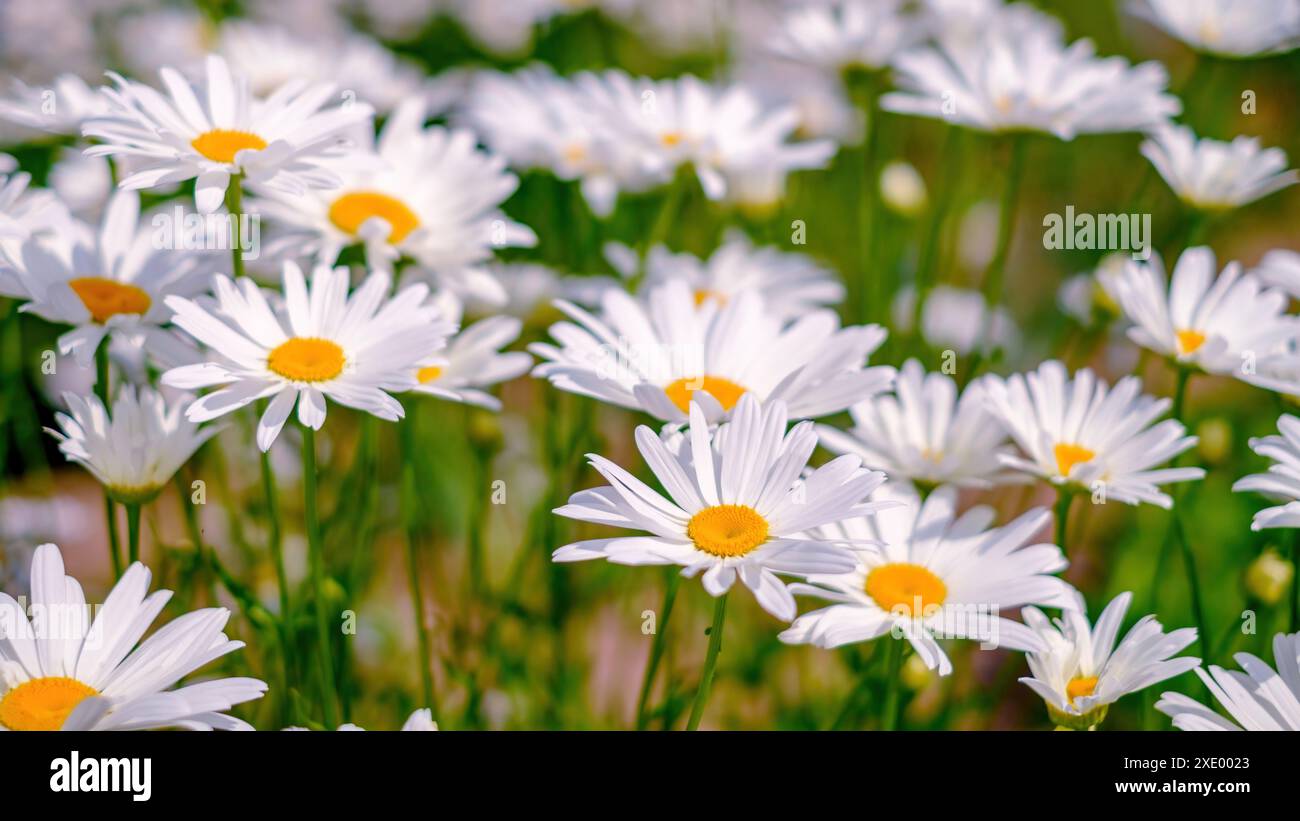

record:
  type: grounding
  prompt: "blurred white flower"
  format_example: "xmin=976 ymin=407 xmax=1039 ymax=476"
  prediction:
xmin=1020 ymin=591 xmax=1199 ymax=729
xmin=1233 ymin=414 xmax=1300 ymax=530
xmin=553 ymin=394 xmax=887 ymax=621
xmin=84 ymin=55 xmax=374 ymax=213
xmin=780 ymin=483 xmax=1076 ymax=674
xmin=1142 ymin=124 xmax=1297 ymax=211
xmin=890 ymin=284 xmax=1019 ymax=355
xmin=1251 ymin=249 xmax=1300 ymax=300
xmin=408 ymin=292 xmax=531 ymax=410
xmin=816 ymin=358 xmax=1014 ymax=488
xmin=1157 ymin=632 xmax=1300 ymax=730
xmin=46 ymin=386 xmax=219 ymax=505
xmin=0 ymin=543 xmax=266 ymax=731
xmin=252 ymin=98 xmax=535 ymax=306
xmin=981 ymin=360 xmax=1205 ymax=507
xmin=879 ymin=160 xmax=927 ymax=216
xmin=531 ymin=279 xmax=894 ymax=426
xmin=761 ymin=0 xmax=925 ymax=75
xmin=0 ymin=74 xmax=108 ymax=138
xmin=1128 ymin=0 xmax=1300 ymax=58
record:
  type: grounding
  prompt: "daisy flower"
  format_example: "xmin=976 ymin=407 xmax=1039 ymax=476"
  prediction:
xmin=1233 ymin=414 xmax=1300 ymax=530
xmin=1156 ymin=632 xmax=1300 ymax=730
xmin=299 ymin=707 xmax=439 ymax=732
xmin=779 ymin=483 xmax=1076 ymax=674
xmin=9 ymin=189 xmax=208 ymax=366
xmin=616 ymin=230 xmax=845 ymax=321
xmin=0 ymin=73 xmax=109 ymax=138
xmin=0 ymin=171 xmax=70 ymax=263
xmin=553 ymin=394 xmax=888 ymax=621
xmin=1252 ymin=249 xmax=1300 ymax=300
xmin=1115 ymin=247 xmax=1300 ymax=392
xmin=980 ymin=360 xmax=1205 ymax=507
xmin=880 ymin=18 xmax=1179 ymax=139
xmin=890 ymin=284 xmax=1019 ymax=355
xmin=251 ymin=99 xmax=535 ymax=305
xmin=160 ymin=261 xmax=454 ymax=452
xmin=1019 ymin=591 xmax=1200 ymax=729
xmin=761 ymin=0 xmax=925 ymax=76
xmin=0 ymin=543 xmax=267 ymax=731
xmin=1141 ymin=124 xmax=1298 ymax=211
xmin=82 ymin=55 xmax=375 ymax=213
xmin=816 ymin=358 xmax=1015 ymax=489
xmin=408 ymin=293 xmax=531 ymax=411
xmin=530 ymin=279 xmax=895 ymax=426
xmin=46 ymin=386 xmax=218 ymax=505
xmin=1128 ymin=0 xmax=1300 ymax=58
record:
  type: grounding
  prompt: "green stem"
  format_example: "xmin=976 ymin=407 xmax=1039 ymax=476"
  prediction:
xmin=634 ymin=568 xmax=682 ymax=731
xmin=400 ymin=417 xmax=438 ymax=714
xmin=224 ymin=173 xmax=246 ymax=280
xmin=259 ymin=444 xmax=290 ymax=631
xmin=642 ymin=175 xmax=686 ymax=263
xmin=913 ymin=125 xmax=963 ymax=338
xmin=881 ymin=637 xmax=906 ymax=731
xmin=1055 ymin=488 xmax=1074 ymax=554
xmin=95 ymin=342 xmax=122 ymax=577
xmin=125 ymin=503 xmax=141 ymax=565
xmin=301 ymin=425 xmax=341 ymax=728
xmin=978 ymin=135 xmax=1028 ymax=331
xmin=1166 ymin=367 xmax=1208 ymax=659
xmin=853 ymin=75 xmax=882 ymax=324
xmin=685 ymin=592 xmax=728 ymax=731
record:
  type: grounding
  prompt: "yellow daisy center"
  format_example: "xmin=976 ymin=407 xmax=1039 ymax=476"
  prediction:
xmin=693 ymin=289 xmax=726 ymax=307
xmin=1053 ymin=443 xmax=1096 ymax=477
xmin=267 ymin=337 xmax=345 ymax=383
xmin=864 ymin=563 xmax=948 ymax=617
xmin=661 ymin=131 xmax=684 ymax=147
xmin=68 ymin=277 xmax=151 ymax=323
xmin=190 ymin=128 xmax=268 ymax=163
xmin=0 ymin=676 xmax=98 ymax=731
xmin=328 ymin=191 xmax=421 ymax=244
xmin=416 ymin=365 xmax=444 ymax=384
xmin=664 ymin=375 xmax=747 ymax=415
xmin=1066 ymin=675 xmax=1098 ymax=704
xmin=687 ymin=504 xmax=770 ymax=557
xmin=1175 ymin=328 xmax=1206 ymax=356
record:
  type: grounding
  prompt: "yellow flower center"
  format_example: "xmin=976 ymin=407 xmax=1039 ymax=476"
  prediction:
xmin=0 ymin=676 xmax=98 ymax=731
xmin=1066 ymin=675 xmax=1098 ymax=704
xmin=664 ymin=375 xmax=747 ymax=415
xmin=328 ymin=191 xmax=421 ymax=244
xmin=190 ymin=128 xmax=268 ymax=163
xmin=68 ymin=277 xmax=151 ymax=323
xmin=416 ymin=365 xmax=444 ymax=384
xmin=1175 ymin=329 xmax=1206 ymax=356
xmin=864 ymin=563 xmax=947 ymax=617
xmin=693 ymin=289 xmax=726 ymax=307
xmin=1053 ymin=443 xmax=1096 ymax=477
xmin=660 ymin=131 xmax=684 ymax=147
xmin=687 ymin=504 xmax=770 ymax=557
xmin=267 ymin=337 xmax=345 ymax=383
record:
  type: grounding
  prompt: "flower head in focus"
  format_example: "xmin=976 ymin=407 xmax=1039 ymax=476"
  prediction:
xmin=1157 ymin=631 xmax=1300 ymax=730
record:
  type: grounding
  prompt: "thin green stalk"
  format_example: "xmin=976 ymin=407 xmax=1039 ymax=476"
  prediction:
xmin=259 ymin=444 xmax=290 ymax=631
xmin=642 ymin=175 xmax=686 ymax=262
xmin=685 ymin=592 xmax=728 ymax=731
xmin=912 ymin=125 xmax=963 ymax=337
xmin=400 ymin=416 xmax=438 ymax=714
xmin=125 ymin=503 xmax=141 ymax=565
xmin=1166 ymin=367 xmax=1208 ymax=659
xmin=1055 ymin=488 xmax=1074 ymax=554
xmin=852 ymin=74 xmax=883 ymax=324
xmin=301 ymin=425 xmax=341 ymax=728
xmin=95 ymin=341 xmax=122 ymax=577
xmin=224 ymin=173 xmax=246 ymax=280
xmin=978 ymin=135 xmax=1028 ymax=323
xmin=634 ymin=568 xmax=682 ymax=731
xmin=880 ymin=637 xmax=906 ymax=730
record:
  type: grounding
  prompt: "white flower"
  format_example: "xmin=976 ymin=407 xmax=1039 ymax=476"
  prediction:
xmin=621 ymin=230 xmax=844 ymax=320
xmin=215 ymin=21 xmax=430 ymax=113
xmin=1233 ymin=414 xmax=1300 ymax=530
xmin=1057 ymin=253 xmax=1128 ymax=324
xmin=251 ymin=99 xmax=535 ymax=306
xmin=779 ymin=483 xmax=1076 ymax=674
xmin=161 ymin=261 xmax=454 ymax=451
xmin=531 ymin=279 xmax=895 ymax=426
xmin=1115 ymin=247 xmax=1300 ymax=392
xmin=0 ymin=171 xmax=70 ymax=267
xmin=881 ymin=19 xmax=1179 ymax=138
xmin=409 ymin=294 xmax=531 ymax=410
xmin=1020 ymin=592 xmax=1199 ymax=728
xmin=553 ymin=394 xmax=888 ymax=621
xmin=326 ymin=707 xmax=439 ymax=731
xmin=816 ymin=358 xmax=1014 ymax=488
xmin=981 ymin=360 xmax=1204 ymax=507
xmin=1252 ymin=249 xmax=1300 ymax=300
xmin=8 ymin=189 xmax=208 ymax=366
xmin=0 ymin=73 xmax=109 ymax=138
xmin=1141 ymin=124 xmax=1298 ymax=211
xmin=83 ymin=55 xmax=375 ymax=213
xmin=1156 ymin=631 xmax=1300 ymax=730
xmin=0 ymin=543 xmax=266 ymax=731
xmin=761 ymin=0 xmax=925 ymax=75
xmin=1128 ymin=0 xmax=1300 ymax=58
xmin=890 ymin=284 xmax=1019 ymax=355
xmin=46 ymin=386 xmax=218 ymax=505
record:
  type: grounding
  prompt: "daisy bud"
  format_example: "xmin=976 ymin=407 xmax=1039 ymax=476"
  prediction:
xmin=1244 ymin=548 xmax=1295 ymax=606
xmin=880 ymin=161 xmax=927 ymax=217
xmin=1196 ymin=417 xmax=1233 ymax=464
